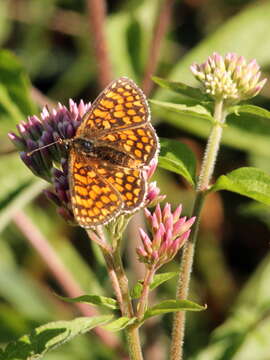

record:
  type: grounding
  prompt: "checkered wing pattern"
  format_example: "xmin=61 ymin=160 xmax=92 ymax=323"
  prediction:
xmin=94 ymin=162 xmax=146 ymax=212
xmin=69 ymin=77 xmax=159 ymax=228
xmin=69 ymin=150 xmax=122 ymax=227
xmin=76 ymin=77 xmax=150 ymax=136
xmin=98 ymin=125 xmax=157 ymax=168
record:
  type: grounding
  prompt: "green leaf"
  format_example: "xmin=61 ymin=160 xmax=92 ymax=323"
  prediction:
xmin=0 ymin=155 xmax=34 ymax=207
xmin=130 ymin=282 xmax=143 ymax=299
xmin=153 ymin=105 xmax=270 ymax=158
xmin=0 ymin=84 xmax=24 ymax=123
xmin=57 ymin=294 xmax=119 ymax=310
xmin=158 ymin=138 xmax=196 ymax=185
xmin=104 ymin=317 xmax=137 ymax=332
xmin=0 ymin=268 xmax=53 ymax=321
xmin=143 ymin=300 xmax=206 ymax=320
xmin=152 ymin=76 xmax=208 ymax=101
xmin=229 ymin=104 xmax=270 ymax=120
xmin=193 ymin=253 xmax=270 ymax=360
xmin=106 ymin=0 xmax=159 ymax=80
xmin=0 ymin=50 xmax=35 ymax=118
xmin=0 ymin=316 xmax=112 ymax=360
xmin=212 ymin=167 xmax=270 ymax=205
xmin=106 ymin=14 xmax=137 ymax=79
xmin=150 ymin=272 xmax=178 ymax=291
xmin=151 ymin=99 xmax=214 ymax=123
xmin=131 ymin=272 xmax=178 ymax=299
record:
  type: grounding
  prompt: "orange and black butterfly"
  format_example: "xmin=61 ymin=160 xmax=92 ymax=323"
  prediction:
xmin=69 ymin=77 xmax=158 ymax=228
xmin=29 ymin=77 xmax=159 ymax=228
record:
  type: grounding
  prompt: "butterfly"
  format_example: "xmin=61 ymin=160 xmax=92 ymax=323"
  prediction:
xmin=29 ymin=77 xmax=159 ymax=228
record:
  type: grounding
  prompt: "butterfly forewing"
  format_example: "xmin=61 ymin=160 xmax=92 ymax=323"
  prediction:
xmin=75 ymin=77 xmax=150 ymax=137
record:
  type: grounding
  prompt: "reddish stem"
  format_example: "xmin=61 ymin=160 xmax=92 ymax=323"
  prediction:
xmin=142 ymin=0 xmax=174 ymax=96
xmin=86 ymin=0 xmax=113 ymax=89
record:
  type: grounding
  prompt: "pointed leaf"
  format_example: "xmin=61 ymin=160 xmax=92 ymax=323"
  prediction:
xmin=152 ymin=104 xmax=270 ymax=158
xmin=0 ymin=316 xmax=113 ymax=360
xmin=104 ymin=317 xmax=137 ymax=332
xmin=131 ymin=272 xmax=178 ymax=299
xmin=150 ymin=272 xmax=178 ymax=290
xmin=152 ymin=76 xmax=209 ymax=101
xmin=130 ymin=282 xmax=143 ymax=299
xmin=212 ymin=167 xmax=270 ymax=205
xmin=57 ymin=294 xmax=119 ymax=310
xmin=151 ymin=99 xmax=214 ymax=123
xmin=229 ymin=104 xmax=270 ymax=120
xmin=158 ymin=138 xmax=196 ymax=185
xmin=143 ymin=300 xmax=206 ymax=320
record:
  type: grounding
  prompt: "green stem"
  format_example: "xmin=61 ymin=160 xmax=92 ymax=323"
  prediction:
xmin=125 ymin=326 xmax=144 ymax=360
xmin=197 ymin=100 xmax=226 ymax=192
xmin=170 ymin=99 xmax=227 ymax=360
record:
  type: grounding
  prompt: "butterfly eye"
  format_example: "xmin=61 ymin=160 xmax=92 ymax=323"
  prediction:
xmin=73 ymin=138 xmax=93 ymax=151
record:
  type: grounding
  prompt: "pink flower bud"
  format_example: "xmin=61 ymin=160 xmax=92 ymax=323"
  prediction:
xmin=147 ymin=157 xmax=158 ymax=180
xmin=154 ymin=204 xmax=162 ymax=224
xmin=139 ymin=228 xmax=152 ymax=254
xmin=145 ymin=181 xmax=166 ymax=207
xmin=162 ymin=203 xmax=171 ymax=222
xmin=137 ymin=203 xmax=195 ymax=270
xmin=173 ymin=205 xmax=182 ymax=223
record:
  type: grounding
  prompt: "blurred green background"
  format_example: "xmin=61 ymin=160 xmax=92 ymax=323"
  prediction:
xmin=1 ymin=0 xmax=270 ymax=359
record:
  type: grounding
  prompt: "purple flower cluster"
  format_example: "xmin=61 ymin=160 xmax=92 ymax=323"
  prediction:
xmin=137 ymin=204 xmax=195 ymax=270
xmin=9 ymin=100 xmax=91 ymax=223
xmin=9 ymin=100 xmax=90 ymax=181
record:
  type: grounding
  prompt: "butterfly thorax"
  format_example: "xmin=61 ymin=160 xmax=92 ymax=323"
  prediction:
xmin=72 ymin=137 xmax=139 ymax=168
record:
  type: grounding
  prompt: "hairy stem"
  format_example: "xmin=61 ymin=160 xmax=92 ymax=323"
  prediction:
xmin=112 ymin=243 xmax=144 ymax=360
xmin=170 ymin=99 xmax=227 ymax=360
xmin=125 ymin=326 xmax=144 ymax=360
xmin=113 ymin=247 xmax=134 ymax=317
xmin=136 ymin=267 xmax=155 ymax=320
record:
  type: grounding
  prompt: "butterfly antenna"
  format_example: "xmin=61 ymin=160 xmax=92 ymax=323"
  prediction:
xmin=27 ymin=138 xmax=65 ymax=156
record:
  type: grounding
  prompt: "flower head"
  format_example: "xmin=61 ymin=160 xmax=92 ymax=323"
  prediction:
xmin=136 ymin=203 xmax=195 ymax=270
xmin=190 ymin=52 xmax=267 ymax=103
xmin=8 ymin=100 xmax=91 ymax=224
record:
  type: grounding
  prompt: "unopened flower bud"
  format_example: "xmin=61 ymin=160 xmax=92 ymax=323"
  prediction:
xmin=191 ymin=52 xmax=267 ymax=104
xmin=137 ymin=203 xmax=195 ymax=269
